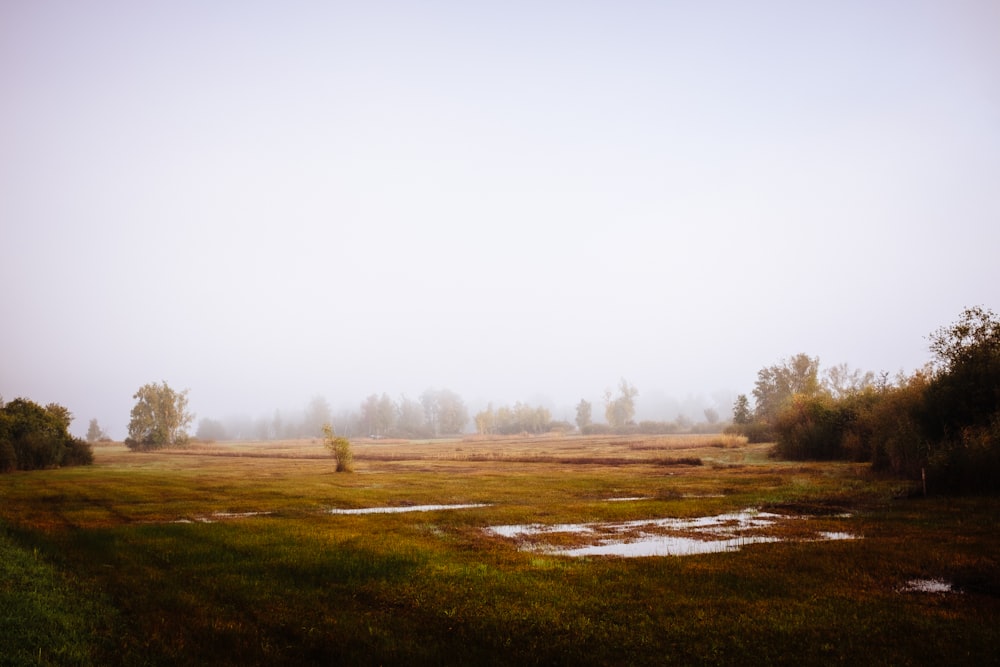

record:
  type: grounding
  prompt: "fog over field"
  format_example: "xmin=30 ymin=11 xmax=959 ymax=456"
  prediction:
xmin=2 ymin=2 xmax=998 ymax=438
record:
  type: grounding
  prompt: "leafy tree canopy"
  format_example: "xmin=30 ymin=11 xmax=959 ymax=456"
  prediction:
xmin=125 ymin=381 xmax=193 ymax=451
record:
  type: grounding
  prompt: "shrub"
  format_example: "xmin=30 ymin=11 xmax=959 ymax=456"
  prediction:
xmin=725 ymin=421 xmax=773 ymax=444
xmin=771 ymin=394 xmax=845 ymax=460
xmin=0 ymin=398 xmax=93 ymax=472
xmin=322 ymin=424 xmax=353 ymax=472
xmin=62 ymin=437 xmax=95 ymax=467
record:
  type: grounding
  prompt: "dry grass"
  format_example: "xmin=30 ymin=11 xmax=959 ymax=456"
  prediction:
xmin=98 ymin=434 xmax=730 ymax=470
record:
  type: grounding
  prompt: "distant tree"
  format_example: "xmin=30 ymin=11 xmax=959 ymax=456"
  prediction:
xmin=822 ymin=362 xmax=875 ymax=399
xmin=271 ymin=410 xmax=284 ymax=440
xmin=437 ymin=390 xmax=469 ymax=435
xmin=732 ymin=394 xmax=752 ymax=425
xmin=703 ymin=408 xmax=720 ymax=425
xmin=125 ymin=381 xmax=193 ymax=451
xmin=395 ymin=395 xmax=427 ymax=437
xmin=322 ymin=423 xmax=353 ymax=472
xmin=604 ymin=379 xmax=638 ymax=429
xmin=86 ymin=418 xmax=107 ymax=443
xmin=575 ymin=399 xmax=592 ymax=432
xmin=0 ymin=398 xmax=93 ymax=471
xmin=361 ymin=393 xmax=396 ymax=437
xmin=476 ymin=402 xmax=551 ymax=435
xmin=421 ymin=389 xmax=468 ymax=436
xmin=474 ymin=403 xmax=497 ymax=435
xmin=302 ymin=395 xmax=332 ymax=438
xmin=360 ymin=394 xmax=379 ymax=436
xmin=753 ymin=354 xmax=821 ymax=422
xmin=195 ymin=418 xmax=227 ymax=441
xmin=253 ymin=416 xmax=271 ymax=440
xmin=376 ymin=393 xmax=395 ymax=436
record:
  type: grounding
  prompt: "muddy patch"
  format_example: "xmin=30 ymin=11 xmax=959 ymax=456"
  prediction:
xmin=486 ymin=508 xmax=859 ymax=558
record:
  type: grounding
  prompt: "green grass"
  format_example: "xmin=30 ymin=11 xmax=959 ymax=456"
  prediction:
xmin=1 ymin=437 xmax=998 ymax=665
xmin=0 ymin=525 xmax=113 ymax=666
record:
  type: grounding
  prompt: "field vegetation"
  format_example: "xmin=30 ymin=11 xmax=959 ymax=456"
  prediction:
xmin=1 ymin=434 xmax=997 ymax=665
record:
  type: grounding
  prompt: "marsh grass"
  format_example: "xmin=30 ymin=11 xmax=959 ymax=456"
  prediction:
xmin=1 ymin=435 xmax=998 ymax=665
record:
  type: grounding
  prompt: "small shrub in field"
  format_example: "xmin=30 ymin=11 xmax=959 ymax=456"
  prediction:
xmin=322 ymin=424 xmax=353 ymax=472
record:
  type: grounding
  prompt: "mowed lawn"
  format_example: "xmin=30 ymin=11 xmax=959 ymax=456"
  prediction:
xmin=1 ymin=435 xmax=998 ymax=665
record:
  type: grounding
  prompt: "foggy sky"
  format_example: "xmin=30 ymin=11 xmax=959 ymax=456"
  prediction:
xmin=2 ymin=1 xmax=999 ymax=438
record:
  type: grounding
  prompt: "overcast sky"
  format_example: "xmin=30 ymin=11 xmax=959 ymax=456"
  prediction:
xmin=2 ymin=1 xmax=998 ymax=437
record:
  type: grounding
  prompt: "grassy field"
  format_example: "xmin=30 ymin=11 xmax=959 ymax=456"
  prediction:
xmin=1 ymin=434 xmax=998 ymax=665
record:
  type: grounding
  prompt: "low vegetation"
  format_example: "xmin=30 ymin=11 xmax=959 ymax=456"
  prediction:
xmin=322 ymin=423 xmax=353 ymax=472
xmin=1 ymin=435 xmax=997 ymax=665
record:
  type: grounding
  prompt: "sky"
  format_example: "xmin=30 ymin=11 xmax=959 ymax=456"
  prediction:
xmin=2 ymin=1 xmax=999 ymax=438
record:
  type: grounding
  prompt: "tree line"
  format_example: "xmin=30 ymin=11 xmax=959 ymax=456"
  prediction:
xmin=127 ymin=374 xmax=728 ymax=448
xmin=730 ymin=306 xmax=1000 ymax=494
xmin=191 ymin=388 xmax=472 ymax=444
xmin=134 ymin=378 xmax=729 ymax=448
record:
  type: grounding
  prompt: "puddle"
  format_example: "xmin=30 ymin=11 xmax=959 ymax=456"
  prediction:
xmin=487 ymin=522 xmax=595 ymax=539
xmin=173 ymin=511 xmax=272 ymax=524
xmin=900 ymin=578 xmax=955 ymax=593
xmin=330 ymin=503 xmax=490 ymax=515
xmin=486 ymin=508 xmax=858 ymax=558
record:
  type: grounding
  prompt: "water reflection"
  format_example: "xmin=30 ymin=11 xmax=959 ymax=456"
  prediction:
xmin=487 ymin=508 xmax=858 ymax=558
xmin=900 ymin=578 xmax=954 ymax=593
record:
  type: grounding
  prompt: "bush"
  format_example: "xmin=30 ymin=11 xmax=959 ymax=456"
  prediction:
xmin=322 ymin=424 xmax=353 ymax=472
xmin=725 ymin=421 xmax=773 ymax=444
xmin=0 ymin=398 xmax=93 ymax=472
xmin=62 ymin=437 xmax=95 ymax=467
xmin=771 ymin=394 xmax=845 ymax=460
